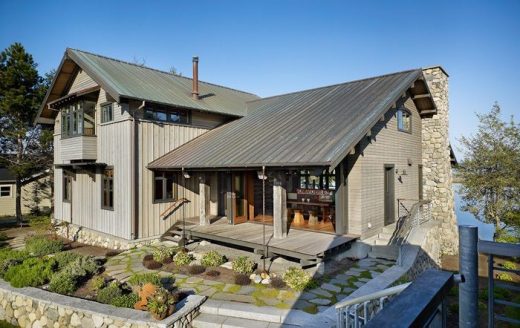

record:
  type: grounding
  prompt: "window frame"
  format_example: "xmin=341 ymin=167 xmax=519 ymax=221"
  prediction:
xmin=143 ymin=107 xmax=190 ymax=125
xmin=153 ymin=171 xmax=178 ymax=203
xmin=101 ymin=102 xmax=114 ymax=123
xmin=101 ymin=168 xmax=114 ymax=210
xmin=0 ymin=185 xmax=12 ymax=198
xmin=61 ymin=100 xmax=97 ymax=138
xmin=397 ymin=108 xmax=412 ymax=134
xmin=62 ymin=174 xmax=72 ymax=202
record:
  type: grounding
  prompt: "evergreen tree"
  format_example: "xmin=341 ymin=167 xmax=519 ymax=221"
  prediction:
xmin=458 ymin=103 xmax=520 ymax=239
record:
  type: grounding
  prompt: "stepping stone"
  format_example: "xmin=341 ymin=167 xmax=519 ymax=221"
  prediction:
xmin=349 ymin=267 xmax=364 ymax=273
xmin=329 ymin=278 xmax=349 ymax=286
xmin=293 ymin=299 xmax=312 ymax=310
xmin=175 ymin=274 xmax=188 ymax=279
xmin=353 ymin=281 xmax=365 ymax=288
xmin=186 ymin=277 xmax=204 ymax=284
xmin=335 ymin=274 xmax=353 ymax=280
xmin=277 ymin=290 xmax=296 ymax=300
xmin=212 ymin=292 xmax=255 ymax=303
xmin=258 ymin=297 xmax=280 ymax=306
xmin=223 ymin=284 xmax=241 ymax=293
xmin=308 ymin=289 xmax=332 ymax=298
xmin=299 ymin=292 xmax=316 ymax=301
xmin=342 ymin=287 xmax=355 ymax=294
xmin=199 ymin=287 xmax=217 ymax=297
xmin=321 ymin=283 xmax=341 ymax=293
xmin=236 ymin=286 xmax=256 ymax=295
xmin=309 ymin=298 xmax=331 ymax=306
xmin=336 ymin=293 xmax=349 ymax=300
xmin=203 ymin=279 xmax=223 ymax=286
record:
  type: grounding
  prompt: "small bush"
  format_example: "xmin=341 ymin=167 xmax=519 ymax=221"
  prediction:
xmin=147 ymin=288 xmax=179 ymax=320
xmin=25 ymin=235 xmax=64 ymax=256
xmin=503 ymin=261 xmax=517 ymax=271
xmin=48 ymin=271 xmax=78 ymax=295
xmin=4 ymin=257 xmax=57 ymax=288
xmin=283 ymin=267 xmax=313 ymax=291
xmin=188 ymin=264 xmax=206 ymax=275
xmin=234 ymin=273 xmax=251 ymax=286
xmin=206 ymin=270 xmax=220 ymax=277
xmin=64 ymin=256 xmax=100 ymax=276
xmin=496 ymin=272 xmax=513 ymax=281
xmin=201 ymin=250 xmax=226 ymax=267
xmin=270 ymin=276 xmax=286 ymax=289
xmin=173 ymin=251 xmax=194 ymax=266
xmin=90 ymin=276 xmax=106 ymax=291
xmin=96 ymin=282 xmax=123 ymax=304
xmin=53 ymin=252 xmax=82 ymax=270
xmin=231 ymin=256 xmax=255 ymax=274
xmin=127 ymin=272 xmax=161 ymax=288
xmin=152 ymin=247 xmax=176 ymax=263
xmin=0 ymin=249 xmax=30 ymax=278
xmin=111 ymin=293 xmax=139 ymax=308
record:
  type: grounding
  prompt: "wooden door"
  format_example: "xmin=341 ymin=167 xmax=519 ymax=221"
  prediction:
xmin=232 ymin=173 xmax=247 ymax=224
xmin=384 ymin=165 xmax=395 ymax=226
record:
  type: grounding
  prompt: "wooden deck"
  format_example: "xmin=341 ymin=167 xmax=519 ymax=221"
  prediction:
xmin=168 ymin=217 xmax=358 ymax=262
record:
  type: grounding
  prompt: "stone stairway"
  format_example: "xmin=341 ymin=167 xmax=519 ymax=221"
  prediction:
xmin=366 ymin=223 xmax=400 ymax=261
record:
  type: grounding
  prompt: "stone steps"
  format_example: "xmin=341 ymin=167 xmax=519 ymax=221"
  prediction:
xmin=192 ymin=313 xmax=298 ymax=328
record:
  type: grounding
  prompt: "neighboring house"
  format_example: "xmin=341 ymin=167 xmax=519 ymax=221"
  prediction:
xmin=0 ymin=168 xmax=51 ymax=217
xmin=35 ymin=48 xmax=457 ymax=256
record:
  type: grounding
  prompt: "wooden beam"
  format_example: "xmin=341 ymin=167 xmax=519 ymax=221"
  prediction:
xmin=412 ymin=94 xmax=431 ymax=100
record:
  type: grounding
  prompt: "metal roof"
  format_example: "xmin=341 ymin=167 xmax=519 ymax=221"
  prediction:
xmin=148 ymin=69 xmax=426 ymax=170
xmin=36 ymin=49 xmax=259 ymax=123
xmin=0 ymin=168 xmax=15 ymax=183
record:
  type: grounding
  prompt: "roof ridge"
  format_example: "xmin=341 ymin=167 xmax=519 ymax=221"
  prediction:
xmin=247 ymin=68 xmax=421 ymax=104
xmin=66 ymin=48 xmax=258 ymax=97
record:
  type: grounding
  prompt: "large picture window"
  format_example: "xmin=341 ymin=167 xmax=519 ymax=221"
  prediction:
xmin=397 ymin=108 xmax=411 ymax=133
xmin=154 ymin=172 xmax=177 ymax=202
xmin=61 ymin=100 xmax=96 ymax=137
xmin=144 ymin=108 xmax=189 ymax=124
xmin=63 ymin=174 xmax=72 ymax=202
xmin=102 ymin=168 xmax=114 ymax=210
xmin=0 ymin=185 xmax=12 ymax=198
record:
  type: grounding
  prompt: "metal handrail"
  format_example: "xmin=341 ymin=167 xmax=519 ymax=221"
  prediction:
xmin=335 ymin=282 xmax=411 ymax=309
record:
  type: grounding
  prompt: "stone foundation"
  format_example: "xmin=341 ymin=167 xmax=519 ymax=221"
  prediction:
xmin=54 ymin=222 xmax=159 ymax=250
xmin=0 ymin=279 xmax=205 ymax=328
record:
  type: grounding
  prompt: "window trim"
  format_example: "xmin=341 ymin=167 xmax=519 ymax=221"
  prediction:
xmin=62 ymin=174 xmax=72 ymax=203
xmin=153 ymin=171 xmax=178 ymax=203
xmin=100 ymin=102 xmax=114 ymax=123
xmin=101 ymin=167 xmax=114 ymax=210
xmin=0 ymin=185 xmax=12 ymax=198
xmin=397 ymin=108 xmax=412 ymax=134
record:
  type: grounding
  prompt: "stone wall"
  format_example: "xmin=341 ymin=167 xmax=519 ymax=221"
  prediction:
xmin=0 ymin=279 xmax=204 ymax=328
xmin=54 ymin=222 xmax=159 ymax=250
xmin=421 ymin=67 xmax=458 ymax=255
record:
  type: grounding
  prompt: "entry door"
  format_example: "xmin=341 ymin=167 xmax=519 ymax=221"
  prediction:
xmin=232 ymin=173 xmax=248 ymax=224
xmin=384 ymin=165 xmax=395 ymax=225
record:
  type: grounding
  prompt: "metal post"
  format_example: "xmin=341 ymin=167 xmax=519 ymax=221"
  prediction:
xmin=488 ymin=254 xmax=494 ymax=328
xmin=262 ymin=166 xmax=266 ymax=272
xmin=459 ymin=225 xmax=479 ymax=328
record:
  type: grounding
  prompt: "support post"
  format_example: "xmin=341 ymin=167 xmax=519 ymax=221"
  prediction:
xmin=459 ymin=225 xmax=478 ymax=328
xmin=225 ymin=174 xmax=233 ymax=224
xmin=335 ymin=161 xmax=348 ymax=235
xmin=273 ymin=174 xmax=287 ymax=239
xmin=199 ymin=175 xmax=210 ymax=225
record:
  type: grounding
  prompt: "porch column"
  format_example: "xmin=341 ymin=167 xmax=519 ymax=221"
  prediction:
xmin=335 ymin=161 xmax=348 ymax=235
xmin=273 ymin=175 xmax=288 ymax=239
xmin=199 ymin=175 xmax=210 ymax=225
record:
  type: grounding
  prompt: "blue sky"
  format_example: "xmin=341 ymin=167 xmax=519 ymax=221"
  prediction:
xmin=1 ymin=0 xmax=519 ymax=156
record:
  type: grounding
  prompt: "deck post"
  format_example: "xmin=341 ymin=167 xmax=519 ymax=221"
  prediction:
xmin=335 ymin=160 xmax=348 ymax=235
xmin=273 ymin=174 xmax=288 ymax=239
xmin=199 ymin=175 xmax=210 ymax=225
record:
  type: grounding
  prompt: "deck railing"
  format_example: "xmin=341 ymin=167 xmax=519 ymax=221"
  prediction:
xmin=335 ymin=282 xmax=411 ymax=328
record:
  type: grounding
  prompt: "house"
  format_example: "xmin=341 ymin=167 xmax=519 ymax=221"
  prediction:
xmin=0 ymin=167 xmax=51 ymax=217
xmin=35 ymin=48 xmax=457 ymax=258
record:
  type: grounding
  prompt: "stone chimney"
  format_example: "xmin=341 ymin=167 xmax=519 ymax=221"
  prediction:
xmin=421 ymin=66 xmax=458 ymax=255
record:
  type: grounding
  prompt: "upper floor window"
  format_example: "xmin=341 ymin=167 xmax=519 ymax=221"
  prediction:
xmin=154 ymin=171 xmax=178 ymax=202
xmin=0 ymin=185 xmax=12 ymax=198
xmin=63 ymin=174 xmax=72 ymax=202
xmin=144 ymin=108 xmax=189 ymax=124
xmin=102 ymin=168 xmax=114 ymax=210
xmin=61 ymin=101 xmax=96 ymax=137
xmin=101 ymin=103 xmax=113 ymax=123
xmin=397 ymin=108 xmax=411 ymax=133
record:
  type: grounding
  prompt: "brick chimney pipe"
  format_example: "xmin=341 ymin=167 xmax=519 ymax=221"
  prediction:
xmin=192 ymin=56 xmax=199 ymax=99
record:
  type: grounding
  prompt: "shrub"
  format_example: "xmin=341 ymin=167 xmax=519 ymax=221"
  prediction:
xmin=173 ymin=251 xmax=194 ymax=266
xmin=48 ymin=271 xmax=78 ymax=295
xmin=496 ymin=272 xmax=513 ymax=281
xmin=53 ymin=252 xmax=81 ymax=270
xmin=201 ymin=250 xmax=226 ymax=267
xmin=270 ymin=276 xmax=286 ymax=289
xmin=127 ymin=272 xmax=161 ymax=288
xmin=90 ymin=276 xmax=106 ymax=291
xmin=63 ymin=256 xmax=100 ymax=276
xmin=152 ymin=247 xmax=176 ymax=263
xmin=4 ymin=257 xmax=57 ymax=288
xmin=111 ymin=293 xmax=139 ymax=308
xmin=96 ymin=282 xmax=123 ymax=304
xmin=231 ymin=256 xmax=255 ymax=274
xmin=234 ymin=273 xmax=251 ymax=286
xmin=206 ymin=270 xmax=220 ymax=277
xmin=188 ymin=264 xmax=206 ymax=275
xmin=147 ymin=288 xmax=179 ymax=320
xmin=283 ymin=267 xmax=313 ymax=291
xmin=25 ymin=235 xmax=64 ymax=256
xmin=0 ymin=249 xmax=30 ymax=278
xmin=503 ymin=261 xmax=517 ymax=271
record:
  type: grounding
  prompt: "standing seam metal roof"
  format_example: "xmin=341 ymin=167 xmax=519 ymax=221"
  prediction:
xmin=148 ymin=69 xmax=423 ymax=170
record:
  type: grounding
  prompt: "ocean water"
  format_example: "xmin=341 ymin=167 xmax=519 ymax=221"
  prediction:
xmin=453 ymin=183 xmax=495 ymax=241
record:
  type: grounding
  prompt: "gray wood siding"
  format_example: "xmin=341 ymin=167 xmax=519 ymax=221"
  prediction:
xmin=61 ymin=136 xmax=97 ymax=162
xmin=68 ymin=69 xmax=98 ymax=94
xmin=347 ymin=96 xmax=422 ymax=238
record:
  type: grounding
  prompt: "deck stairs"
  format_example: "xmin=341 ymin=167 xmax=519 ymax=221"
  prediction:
xmin=365 ymin=223 xmax=400 ymax=261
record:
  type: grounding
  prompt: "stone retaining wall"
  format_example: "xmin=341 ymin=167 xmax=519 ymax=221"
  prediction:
xmin=0 ymin=279 xmax=205 ymax=328
xmin=54 ymin=222 xmax=159 ymax=250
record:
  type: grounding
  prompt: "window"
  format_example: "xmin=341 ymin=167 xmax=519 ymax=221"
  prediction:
xmin=101 ymin=103 xmax=113 ymax=123
xmin=0 ymin=185 xmax=12 ymax=198
xmin=154 ymin=172 xmax=177 ymax=202
xmin=102 ymin=168 xmax=114 ymax=209
xmin=144 ymin=107 xmax=189 ymax=124
xmin=63 ymin=174 xmax=72 ymax=202
xmin=397 ymin=108 xmax=411 ymax=133
xmin=299 ymin=170 xmax=336 ymax=190
xmin=61 ymin=100 xmax=96 ymax=137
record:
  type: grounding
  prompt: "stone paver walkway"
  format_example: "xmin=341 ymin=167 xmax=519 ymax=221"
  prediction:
xmin=105 ymin=242 xmax=395 ymax=314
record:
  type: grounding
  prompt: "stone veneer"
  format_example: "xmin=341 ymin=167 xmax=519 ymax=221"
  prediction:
xmin=0 ymin=279 xmax=205 ymax=328
xmin=421 ymin=67 xmax=458 ymax=255
xmin=54 ymin=222 xmax=159 ymax=250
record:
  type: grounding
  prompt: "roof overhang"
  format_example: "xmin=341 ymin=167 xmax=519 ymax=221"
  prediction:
xmin=47 ymin=86 xmax=100 ymax=109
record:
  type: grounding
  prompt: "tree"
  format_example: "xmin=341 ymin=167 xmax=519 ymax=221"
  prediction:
xmin=0 ymin=43 xmax=52 ymax=224
xmin=458 ymin=103 xmax=520 ymax=239
xmin=168 ymin=66 xmax=182 ymax=76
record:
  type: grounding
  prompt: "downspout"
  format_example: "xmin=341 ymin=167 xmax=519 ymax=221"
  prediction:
xmin=131 ymin=101 xmax=145 ymax=239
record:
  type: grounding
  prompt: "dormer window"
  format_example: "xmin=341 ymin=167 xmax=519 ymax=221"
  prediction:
xmin=61 ymin=100 xmax=96 ymax=137
xmin=397 ymin=108 xmax=411 ymax=133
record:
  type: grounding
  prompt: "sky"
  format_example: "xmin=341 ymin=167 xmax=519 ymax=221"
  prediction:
xmin=1 ymin=0 xmax=519 ymax=157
